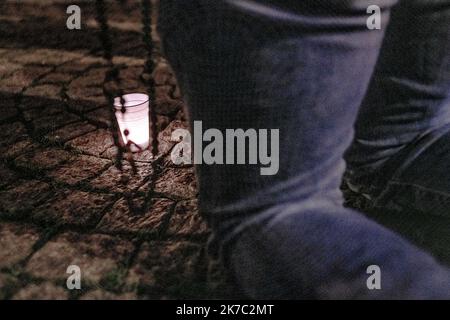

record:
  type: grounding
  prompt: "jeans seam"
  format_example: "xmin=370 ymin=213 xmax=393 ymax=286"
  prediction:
xmin=386 ymin=180 xmax=450 ymax=199
xmin=373 ymin=179 xmax=450 ymax=216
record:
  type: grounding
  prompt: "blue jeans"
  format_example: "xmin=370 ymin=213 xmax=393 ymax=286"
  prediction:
xmin=158 ymin=0 xmax=450 ymax=299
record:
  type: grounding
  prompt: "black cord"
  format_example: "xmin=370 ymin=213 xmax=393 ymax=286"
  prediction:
xmin=95 ymin=0 xmax=125 ymax=170
xmin=141 ymin=0 xmax=159 ymax=158
xmin=95 ymin=0 xmax=159 ymax=169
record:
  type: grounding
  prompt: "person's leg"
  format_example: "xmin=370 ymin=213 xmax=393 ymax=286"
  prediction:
xmin=158 ymin=0 xmax=450 ymax=298
xmin=345 ymin=0 xmax=450 ymax=216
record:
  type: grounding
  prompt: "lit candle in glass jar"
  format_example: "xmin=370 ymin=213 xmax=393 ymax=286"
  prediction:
xmin=114 ymin=93 xmax=150 ymax=153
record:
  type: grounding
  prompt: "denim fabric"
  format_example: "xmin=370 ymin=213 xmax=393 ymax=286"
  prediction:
xmin=344 ymin=0 xmax=450 ymax=216
xmin=158 ymin=0 xmax=450 ymax=299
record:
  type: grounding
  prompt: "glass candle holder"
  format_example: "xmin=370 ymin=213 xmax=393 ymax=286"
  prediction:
xmin=114 ymin=93 xmax=150 ymax=153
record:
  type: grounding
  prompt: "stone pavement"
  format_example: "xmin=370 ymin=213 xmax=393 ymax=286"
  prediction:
xmin=0 ymin=0 xmax=235 ymax=299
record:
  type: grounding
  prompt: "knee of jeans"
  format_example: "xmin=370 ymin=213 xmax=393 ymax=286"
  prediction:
xmin=208 ymin=185 xmax=344 ymax=248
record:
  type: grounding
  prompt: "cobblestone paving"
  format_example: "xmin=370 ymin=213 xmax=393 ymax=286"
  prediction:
xmin=0 ymin=0 xmax=235 ymax=299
